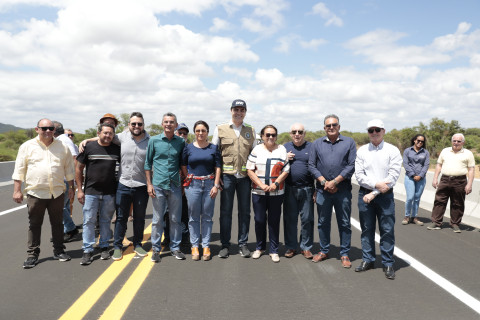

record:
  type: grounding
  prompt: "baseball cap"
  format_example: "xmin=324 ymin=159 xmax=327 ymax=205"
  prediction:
xmin=99 ymin=113 xmax=119 ymax=126
xmin=366 ymin=119 xmax=385 ymax=130
xmin=231 ymin=99 xmax=247 ymax=110
xmin=176 ymin=123 xmax=189 ymax=133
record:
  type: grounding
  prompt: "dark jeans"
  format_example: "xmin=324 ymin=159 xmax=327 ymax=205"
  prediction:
xmin=431 ymin=175 xmax=467 ymax=226
xmin=283 ymin=185 xmax=314 ymax=251
xmin=114 ymin=183 xmax=149 ymax=249
xmin=26 ymin=194 xmax=64 ymax=257
xmin=252 ymin=193 xmax=284 ymax=254
xmin=358 ymin=189 xmax=395 ymax=267
xmin=219 ymin=174 xmax=251 ymax=247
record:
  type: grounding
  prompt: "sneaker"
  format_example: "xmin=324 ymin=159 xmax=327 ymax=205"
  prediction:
xmin=151 ymin=251 xmax=161 ymax=263
xmin=270 ymin=253 xmax=280 ymax=263
xmin=402 ymin=217 xmax=409 ymax=225
xmin=427 ymin=223 xmax=441 ymax=230
xmin=23 ymin=256 xmax=38 ymax=269
xmin=134 ymin=246 xmax=148 ymax=257
xmin=53 ymin=251 xmax=71 ymax=262
xmin=112 ymin=248 xmax=123 ymax=261
xmin=80 ymin=252 xmax=93 ymax=265
xmin=452 ymin=225 xmax=461 ymax=233
xmin=100 ymin=247 xmax=110 ymax=260
xmin=218 ymin=247 xmax=229 ymax=259
xmin=63 ymin=227 xmax=79 ymax=242
xmin=412 ymin=218 xmax=424 ymax=226
xmin=172 ymin=250 xmax=186 ymax=260
xmin=191 ymin=247 xmax=200 ymax=261
xmin=252 ymin=250 xmax=265 ymax=259
xmin=239 ymin=245 xmax=251 ymax=258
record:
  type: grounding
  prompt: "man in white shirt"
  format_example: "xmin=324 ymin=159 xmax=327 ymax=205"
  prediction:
xmin=354 ymin=119 xmax=402 ymax=280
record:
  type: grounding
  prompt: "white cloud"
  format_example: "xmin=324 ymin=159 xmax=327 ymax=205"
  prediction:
xmin=274 ymin=34 xmax=299 ymax=53
xmin=240 ymin=0 xmax=288 ymax=36
xmin=223 ymin=66 xmax=253 ymax=78
xmin=210 ymin=18 xmax=230 ymax=32
xmin=300 ymin=38 xmax=327 ymax=50
xmin=310 ymin=2 xmax=343 ymax=27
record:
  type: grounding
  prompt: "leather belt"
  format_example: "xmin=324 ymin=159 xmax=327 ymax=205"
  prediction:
xmin=359 ymin=186 xmax=393 ymax=194
xmin=441 ymin=175 xmax=466 ymax=180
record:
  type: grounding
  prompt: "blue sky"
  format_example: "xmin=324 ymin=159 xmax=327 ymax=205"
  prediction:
xmin=0 ymin=0 xmax=479 ymax=134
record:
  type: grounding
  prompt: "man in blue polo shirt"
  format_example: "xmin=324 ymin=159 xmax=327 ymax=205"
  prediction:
xmin=308 ymin=114 xmax=356 ymax=268
xmin=145 ymin=112 xmax=186 ymax=263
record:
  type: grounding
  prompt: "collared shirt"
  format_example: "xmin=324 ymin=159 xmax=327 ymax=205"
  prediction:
xmin=57 ymin=134 xmax=78 ymax=157
xmin=355 ymin=140 xmax=402 ymax=191
xmin=438 ymin=147 xmax=475 ymax=176
xmin=118 ymin=130 xmax=150 ymax=187
xmin=144 ymin=133 xmax=185 ymax=189
xmin=12 ymin=137 xmax=75 ymax=199
xmin=211 ymin=120 xmax=257 ymax=178
xmin=308 ymin=134 xmax=356 ymax=190
xmin=284 ymin=141 xmax=314 ymax=188
xmin=403 ymin=146 xmax=430 ymax=178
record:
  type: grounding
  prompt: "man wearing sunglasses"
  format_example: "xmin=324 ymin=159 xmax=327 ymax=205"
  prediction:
xmin=428 ymin=133 xmax=475 ymax=233
xmin=308 ymin=115 xmax=356 ymax=268
xmin=13 ymin=118 xmax=75 ymax=268
xmin=283 ymin=123 xmax=315 ymax=259
xmin=355 ymin=119 xmax=402 ymax=279
xmin=211 ymin=99 xmax=257 ymax=259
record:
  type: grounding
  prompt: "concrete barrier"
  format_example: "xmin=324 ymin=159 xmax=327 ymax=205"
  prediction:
xmin=353 ymin=168 xmax=480 ymax=229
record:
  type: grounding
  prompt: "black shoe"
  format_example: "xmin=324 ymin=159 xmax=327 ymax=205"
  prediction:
xmin=151 ymin=251 xmax=161 ymax=263
xmin=53 ymin=251 xmax=71 ymax=262
xmin=172 ymin=250 xmax=186 ymax=260
xmin=23 ymin=256 xmax=38 ymax=269
xmin=239 ymin=245 xmax=251 ymax=258
xmin=100 ymin=247 xmax=110 ymax=260
xmin=218 ymin=247 xmax=229 ymax=259
xmin=355 ymin=261 xmax=375 ymax=272
xmin=383 ymin=266 xmax=395 ymax=280
xmin=63 ymin=227 xmax=79 ymax=243
xmin=80 ymin=252 xmax=93 ymax=266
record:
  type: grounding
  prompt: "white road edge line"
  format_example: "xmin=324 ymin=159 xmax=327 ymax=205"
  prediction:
xmin=0 ymin=204 xmax=27 ymax=216
xmin=351 ymin=217 xmax=480 ymax=315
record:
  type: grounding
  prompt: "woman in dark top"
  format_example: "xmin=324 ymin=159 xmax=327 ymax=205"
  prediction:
xmin=403 ymin=134 xmax=430 ymax=225
xmin=181 ymin=120 xmax=221 ymax=261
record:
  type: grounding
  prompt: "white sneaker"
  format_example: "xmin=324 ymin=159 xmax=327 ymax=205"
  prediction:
xmin=270 ymin=253 xmax=280 ymax=263
xmin=252 ymin=250 xmax=264 ymax=259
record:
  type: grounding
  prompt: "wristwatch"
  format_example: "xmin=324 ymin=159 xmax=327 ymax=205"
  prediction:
xmin=214 ymin=184 xmax=221 ymax=189
xmin=274 ymin=182 xmax=280 ymax=187
xmin=320 ymin=179 xmax=327 ymax=186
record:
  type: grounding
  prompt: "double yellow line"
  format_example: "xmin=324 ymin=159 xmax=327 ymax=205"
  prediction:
xmin=59 ymin=224 xmax=156 ymax=320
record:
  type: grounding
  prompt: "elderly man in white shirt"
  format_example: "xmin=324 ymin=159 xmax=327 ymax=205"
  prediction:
xmin=354 ymin=119 xmax=402 ymax=280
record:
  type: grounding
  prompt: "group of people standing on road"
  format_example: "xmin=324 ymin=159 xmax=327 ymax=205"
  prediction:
xmin=12 ymin=99 xmax=476 ymax=281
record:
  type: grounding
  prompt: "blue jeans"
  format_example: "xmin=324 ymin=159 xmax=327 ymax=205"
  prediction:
xmin=63 ymin=181 xmax=76 ymax=233
xmin=404 ymin=175 xmax=426 ymax=218
xmin=283 ymin=185 xmax=314 ymax=251
xmin=114 ymin=183 xmax=149 ymax=249
xmin=185 ymin=179 xmax=216 ymax=248
xmin=151 ymin=183 xmax=182 ymax=252
xmin=219 ymin=174 xmax=251 ymax=248
xmin=358 ymin=189 xmax=395 ymax=266
xmin=252 ymin=194 xmax=284 ymax=253
xmin=82 ymin=194 xmax=115 ymax=253
xmin=316 ymin=187 xmax=352 ymax=256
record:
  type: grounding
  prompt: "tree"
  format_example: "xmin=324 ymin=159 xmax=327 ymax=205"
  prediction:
xmin=147 ymin=124 xmax=163 ymax=136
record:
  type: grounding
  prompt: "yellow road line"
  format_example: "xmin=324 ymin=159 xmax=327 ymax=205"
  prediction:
xmin=59 ymin=225 xmax=153 ymax=320
xmin=99 ymin=225 xmax=155 ymax=320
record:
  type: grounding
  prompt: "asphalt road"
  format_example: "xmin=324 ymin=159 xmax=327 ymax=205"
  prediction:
xmin=0 ymin=183 xmax=479 ymax=320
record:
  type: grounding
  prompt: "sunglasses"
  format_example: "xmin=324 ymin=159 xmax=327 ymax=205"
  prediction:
xmin=291 ymin=130 xmax=304 ymax=135
xmin=130 ymin=122 xmax=143 ymax=127
xmin=39 ymin=126 xmax=55 ymax=131
xmin=68 ymin=134 xmax=75 ymax=137
xmin=325 ymin=123 xmax=338 ymax=128
xmin=264 ymin=133 xmax=277 ymax=138
xmin=415 ymin=139 xmax=424 ymax=143
xmin=368 ymin=128 xmax=382 ymax=133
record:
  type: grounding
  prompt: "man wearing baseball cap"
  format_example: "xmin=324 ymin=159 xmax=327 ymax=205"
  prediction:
xmin=211 ymin=99 xmax=256 ymax=258
xmin=354 ymin=119 xmax=402 ymax=279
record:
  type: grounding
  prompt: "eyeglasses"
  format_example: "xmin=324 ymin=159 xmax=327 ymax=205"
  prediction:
xmin=291 ymin=130 xmax=304 ymax=135
xmin=452 ymin=140 xmax=463 ymax=143
xmin=368 ymin=128 xmax=382 ymax=133
xmin=195 ymin=129 xmax=207 ymax=133
xmin=68 ymin=134 xmax=75 ymax=137
xmin=325 ymin=123 xmax=339 ymax=128
xmin=264 ymin=133 xmax=277 ymax=138
xmin=415 ymin=139 xmax=424 ymax=143
xmin=39 ymin=126 xmax=55 ymax=131
xmin=130 ymin=122 xmax=143 ymax=127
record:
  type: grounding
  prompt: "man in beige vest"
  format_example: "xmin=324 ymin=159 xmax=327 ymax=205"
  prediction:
xmin=211 ymin=99 xmax=256 ymax=258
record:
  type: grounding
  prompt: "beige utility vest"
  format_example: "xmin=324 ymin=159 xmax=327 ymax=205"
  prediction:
xmin=217 ymin=123 xmax=255 ymax=177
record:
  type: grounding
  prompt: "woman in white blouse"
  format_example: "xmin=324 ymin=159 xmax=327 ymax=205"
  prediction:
xmin=246 ymin=125 xmax=290 ymax=263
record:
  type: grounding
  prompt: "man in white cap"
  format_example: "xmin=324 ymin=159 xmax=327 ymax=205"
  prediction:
xmin=354 ymin=119 xmax=402 ymax=280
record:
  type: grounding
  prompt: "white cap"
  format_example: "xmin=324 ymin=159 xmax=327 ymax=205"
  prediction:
xmin=366 ymin=119 xmax=385 ymax=130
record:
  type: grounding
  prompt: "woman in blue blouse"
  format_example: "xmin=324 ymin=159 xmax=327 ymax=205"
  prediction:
xmin=181 ymin=120 xmax=221 ymax=261
xmin=403 ymin=134 xmax=430 ymax=225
